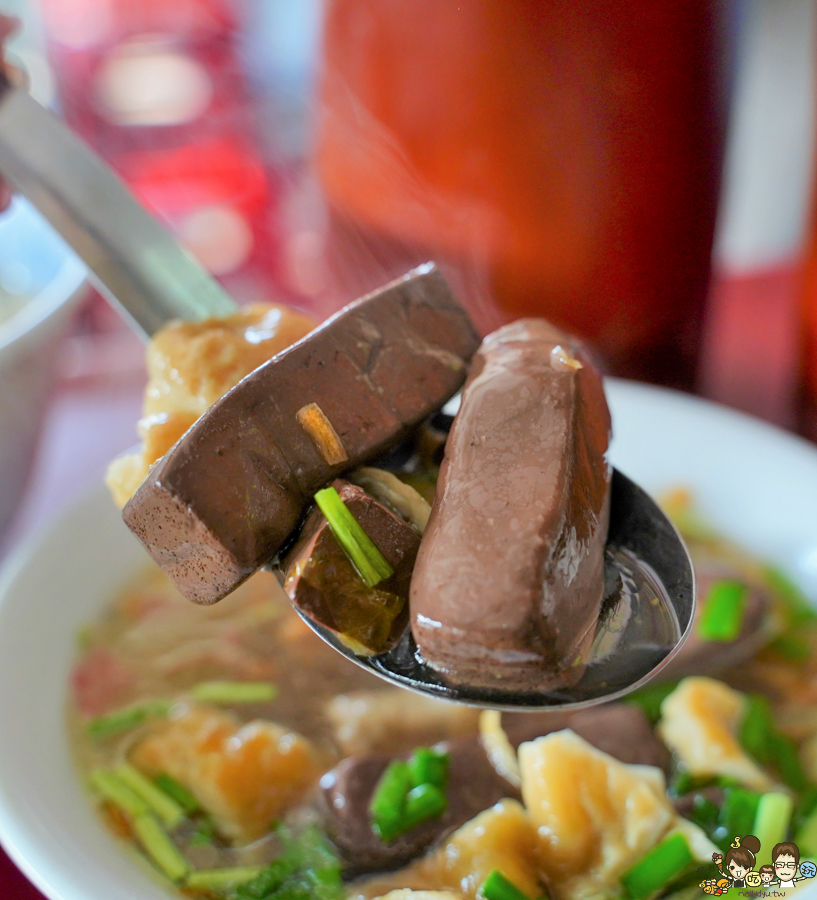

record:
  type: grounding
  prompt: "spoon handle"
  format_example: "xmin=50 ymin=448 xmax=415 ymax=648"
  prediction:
xmin=0 ymin=80 xmax=237 ymax=337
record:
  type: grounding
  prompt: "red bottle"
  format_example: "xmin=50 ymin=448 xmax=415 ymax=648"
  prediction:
xmin=315 ymin=0 xmax=726 ymax=388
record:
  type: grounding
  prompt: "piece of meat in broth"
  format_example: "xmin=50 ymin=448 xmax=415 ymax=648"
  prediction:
xmin=124 ymin=265 xmax=480 ymax=605
xmin=281 ymin=480 xmax=421 ymax=654
xmin=129 ymin=705 xmax=321 ymax=842
xmin=659 ymin=559 xmax=775 ymax=680
xmin=411 ymin=319 xmax=612 ymax=692
xmin=320 ymin=737 xmax=518 ymax=876
xmin=501 ymin=703 xmax=670 ymax=773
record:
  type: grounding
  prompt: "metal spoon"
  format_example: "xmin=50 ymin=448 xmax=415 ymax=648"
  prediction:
xmin=0 ymin=81 xmax=696 ymax=709
xmin=298 ymin=467 xmax=695 ymax=711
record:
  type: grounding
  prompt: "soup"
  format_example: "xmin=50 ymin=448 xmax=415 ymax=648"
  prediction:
xmin=68 ymin=492 xmax=817 ymax=900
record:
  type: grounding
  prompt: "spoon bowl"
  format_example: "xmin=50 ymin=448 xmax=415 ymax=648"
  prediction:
xmin=0 ymin=80 xmax=696 ymax=711
xmin=297 ymin=468 xmax=695 ymax=710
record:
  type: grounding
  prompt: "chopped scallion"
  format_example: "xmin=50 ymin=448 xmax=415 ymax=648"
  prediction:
xmin=235 ymin=858 xmax=294 ymax=900
xmin=687 ymin=793 xmax=720 ymax=834
xmin=233 ymin=826 xmax=342 ymax=900
xmin=621 ymin=833 xmax=693 ymax=900
xmin=154 ymin=773 xmax=200 ymax=816
xmin=114 ymin=763 xmax=185 ymax=829
xmin=186 ymin=866 xmax=265 ymax=891
xmin=403 ymin=782 xmax=447 ymax=830
xmin=369 ymin=760 xmax=413 ymax=841
xmin=86 ymin=699 xmax=170 ymax=740
xmin=132 ymin=812 xmax=189 ymax=882
xmin=314 ymin=486 xmax=394 ymax=587
xmin=716 ymin=787 xmax=761 ymax=852
xmin=408 ymin=748 xmax=449 ymax=791
xmin=370 ymin=747 xmax=452 ymax=842
xmin=740 ymin=694 xmax=775 ymax=766
xmin=770 ymin=732 xmax=809 ymax=792
xmin=480 ymin=870 xmax=533 ymax=900
xmin=768 ymin=634 xmax=812 ymax=662
xmin=753 ymin=792 xmax=793 ymax=868
xmin=739 ymin=694 xmax=808 ymax=790
xmin=670 ymin=771 xmax=717 ymax=797
xmin=698 ymin=580 xmax=747 ymax=641
xmin=89 ymin=770 xmax=148 ymax=818
xmin=190 ymin=681 xmax=278 ymax=705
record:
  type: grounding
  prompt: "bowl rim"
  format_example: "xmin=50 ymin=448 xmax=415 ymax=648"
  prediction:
xmin=2 ymin=379 xmax=817 ymax=900
xmin=0 ymin=251 xmax=87 ymax=354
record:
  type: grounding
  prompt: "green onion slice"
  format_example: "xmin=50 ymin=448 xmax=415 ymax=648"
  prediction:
xmin=369 ymin=760 xmax=413 ymax=842
xmin=315 ymin=486 xmax=394 ymax=587
xmin=154 ymin=773 xmax=200 ymax=816
xmin=132 ymin=812 xmax=189 ymax=882
xmin=718 ymin=787 xmax=761 ymax=851
xmin=403 ymin=782 xmax=447 ymax=831
xmin=769 ymin=732 xmax=809 ymax=792
xmin=190 ymin=681 xmax=278 ymax=704
xmin=740 ymin=694 xmax=775 ymax=765
xmin=740 ymin=694 xmax=809 ymax=790
xmin=370 ymin=748 xmax=451 ymax=842
xmin=698 ymin=580 xmax=748 ymax=642
xmin=769 ymin=634 xmax=812 ymax=662
xmin=114 ymin=763 xmax=185 ymax=829
xmin=234 ymin=826 xmax=342 ymax=900
xmin=753 ymin=792 xmax=793 ymax=868
xmin=89 ymin=769 xmax=148 ymax=818
xmin=408 ymin=747 xmax=450 ymax=791
xmin=480 ymin=870 xmax=534 ymax=900
xmin=186 ymin=866 xmax=265 ymax=891
xmin=620 ymin=833 xmax=693 ymax=900
xmin=86 ymin=699 xmax=170 ymax=740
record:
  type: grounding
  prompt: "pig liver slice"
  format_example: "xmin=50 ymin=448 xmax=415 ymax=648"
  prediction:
xmin=124 ymin=264 xmax=479 ymax=604
xmin=410 ymin=318 xmax=611 ymax=692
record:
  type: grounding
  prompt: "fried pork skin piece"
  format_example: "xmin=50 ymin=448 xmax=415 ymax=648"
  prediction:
xmin=325 ymin=689 xmax=479 ymax=758
xmin=519 ymin=732 xmax=678 ymax=900
xmin=411 ymin=319 xmax=611 ymax=692
xmin=320 ymin=736 xmax=519 ymax=876
xmin=107 ymin=304 xmax=316 ymax=508
xmin=355 ymin=800 xmax=542 ymax=900
xmin=282 ymin=480 xmax=421 ymax=654
xmin=657 ymin=677 xmax=774 ymax=792
xmin=130 ymin=704 xmax=321 ymax=842
xmin=124 ymin=264 xmax=480 ymax=604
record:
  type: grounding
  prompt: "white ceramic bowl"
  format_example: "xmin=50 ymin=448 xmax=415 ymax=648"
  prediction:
xmin=1 ymin=379 xmax=817 ymax=900
xmin=0 ymin=198 xmax=87 ymax=542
